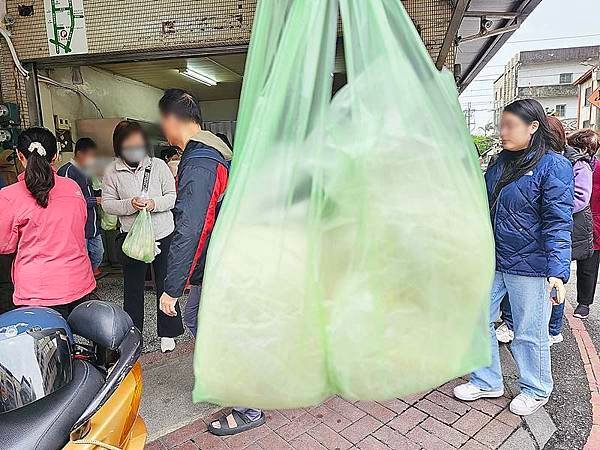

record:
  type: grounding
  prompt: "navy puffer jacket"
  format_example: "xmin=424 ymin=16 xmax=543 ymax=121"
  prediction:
xmin=485 ymin=150 xmax=574 ymax=282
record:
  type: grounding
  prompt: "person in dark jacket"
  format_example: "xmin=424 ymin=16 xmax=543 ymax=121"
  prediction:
xmin=160 ymin=145 xmax=181 ymax=178
xmin=454 ymin=99 xmax=574 ymax=417
xmin=569 ymin=129 xmax=600 ymax=319
xmin=157 ymin=89 xmax=265 ymax=436
xmin=57 ymin=138 xmax=104 ymax=274
xmin=549 ymin=117 xmax=593 ymax=337
xmin=497 ymin=117 xmax=593 ymax=345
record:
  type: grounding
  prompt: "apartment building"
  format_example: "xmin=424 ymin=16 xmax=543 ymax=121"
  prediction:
xmin=493 ymin=45 xmax=600 ymax=128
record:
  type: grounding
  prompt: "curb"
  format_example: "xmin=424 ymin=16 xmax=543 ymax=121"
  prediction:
xmin=564 ymin=301 xmax=600 ymax=450
xmin=498 ymin=345 xmax=555 ymax=449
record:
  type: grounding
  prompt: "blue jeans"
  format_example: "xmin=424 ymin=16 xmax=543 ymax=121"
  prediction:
xmin=87 ymin=234 xmax=104 ymax=271
xmin=501 ymin=295 xmax=564 ymax=337
xmin=471 ymin=272 xmax=553 ymax=399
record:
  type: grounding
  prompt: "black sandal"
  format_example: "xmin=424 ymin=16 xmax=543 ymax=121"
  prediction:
xmin=208 ymin=410 xmax=266 ymax=436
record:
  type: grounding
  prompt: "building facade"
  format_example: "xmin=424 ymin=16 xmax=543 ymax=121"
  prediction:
xmin=493 ymin=45 xmax=600 ymax=129
xmin=574 ymin=68 xmax=600 ymax=131
xmin=1 ymin=0 xmax=459 ymax=129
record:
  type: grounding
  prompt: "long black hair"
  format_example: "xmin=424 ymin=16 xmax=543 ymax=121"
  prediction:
xmin=492 ymin=99 xmax=562 ymax=201
xmin=16 ymin=127 xmax=58 ymax=208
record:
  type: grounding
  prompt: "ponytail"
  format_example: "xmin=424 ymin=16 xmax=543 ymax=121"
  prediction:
xmin=16 ymin=127 xmax=59 ymax=208
xmin=24 ymin=152 xmax=55 ymax=208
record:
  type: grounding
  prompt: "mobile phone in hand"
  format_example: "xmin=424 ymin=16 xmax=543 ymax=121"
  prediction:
xmin=550 ymin=287 xmax=558 ymax=302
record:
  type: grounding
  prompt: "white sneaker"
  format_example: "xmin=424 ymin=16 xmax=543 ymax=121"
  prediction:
xmin=509 ymin=393 xmax=548 ymax=416
xmin=161 ymin=337 xmax=176 ymax=353
xmin=453 ymin=382 xmax=504 ymax=401
xmin=496 ymin=322 xmax=514 ymax=344
xmin=549 ymin=333 xmax=563 ymax=347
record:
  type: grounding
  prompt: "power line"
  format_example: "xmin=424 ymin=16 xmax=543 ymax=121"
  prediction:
xmin=468 ymin=78 xmax=500 ymax=82
xmin=471 ymin=72 xmax=581 ymax=82
xmin=509 ymin=33 xmax=600 ymax=44
xmin=462 ymin=108 xmax=496 ymax=112
xmin=463 ymin=88 xmax=494 ymax=93
xmin=458 ymin=33 xmax=600 ymax=54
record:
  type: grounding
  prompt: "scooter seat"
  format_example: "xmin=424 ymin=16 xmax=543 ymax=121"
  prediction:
xmin=0 ymin=359 xmax=104 ymax=450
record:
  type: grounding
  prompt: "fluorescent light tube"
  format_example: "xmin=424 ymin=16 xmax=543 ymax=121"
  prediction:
xmin=180 ymin=68 xmax=217 ymax=86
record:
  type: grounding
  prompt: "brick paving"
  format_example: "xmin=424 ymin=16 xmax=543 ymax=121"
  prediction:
xmin=147 ymin=378 xmax=525 ymax=450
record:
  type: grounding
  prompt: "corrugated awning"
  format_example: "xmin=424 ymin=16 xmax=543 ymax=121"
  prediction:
xmin=436 ymin=0 xmax=544 ymax=92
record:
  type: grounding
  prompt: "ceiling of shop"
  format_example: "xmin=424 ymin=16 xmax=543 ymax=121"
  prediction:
xmin=98 ymin=54 xmax=247 ymax=101
xmin=96 ymin=49 xmax=345 ymax=101
xmin=98 ymin=50 xmax=347 ymax=102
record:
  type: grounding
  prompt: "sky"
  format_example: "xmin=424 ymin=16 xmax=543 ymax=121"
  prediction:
xmin=458 ymin=0 xmax=600 ymax=133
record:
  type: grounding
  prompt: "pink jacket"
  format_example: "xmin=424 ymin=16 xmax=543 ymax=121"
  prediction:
xmin=0 ymin=173 xmax=96 ymax=306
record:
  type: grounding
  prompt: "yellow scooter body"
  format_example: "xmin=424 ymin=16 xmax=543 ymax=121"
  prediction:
xmin=63 ymin=362 xmax=147 ymax=450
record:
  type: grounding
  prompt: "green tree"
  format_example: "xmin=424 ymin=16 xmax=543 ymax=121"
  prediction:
xmin=472 ymin=135 xmax=495 ymax=156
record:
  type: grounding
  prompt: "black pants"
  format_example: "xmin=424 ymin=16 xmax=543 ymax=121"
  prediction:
xmin=51 ymin=295 xmax=89 ymax=320
xmin=577 ymin=250 xmax=600 ymax=306
xmin=0 ymin=254 xmax=15 ymax=315
xmin=121 ymin=233 xmax=184 ymax=337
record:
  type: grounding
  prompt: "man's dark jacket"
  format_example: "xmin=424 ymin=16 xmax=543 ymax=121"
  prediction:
xmin=164 ymin=131 xmax=232 ymax=298
xmin=57 ymin=161 xmax=100 ymax=238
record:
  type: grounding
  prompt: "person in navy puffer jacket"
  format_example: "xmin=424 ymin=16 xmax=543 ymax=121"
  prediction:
xmin=454 ymin=99 xmax=574 ymax=417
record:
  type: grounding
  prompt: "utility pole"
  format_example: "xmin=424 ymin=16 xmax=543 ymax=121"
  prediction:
xmin=464 ymin=102 xmax=474 ymax=133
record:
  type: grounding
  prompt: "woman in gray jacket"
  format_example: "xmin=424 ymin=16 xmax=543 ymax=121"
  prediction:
xmin=103 ymin=120 xmax=184 ymax=352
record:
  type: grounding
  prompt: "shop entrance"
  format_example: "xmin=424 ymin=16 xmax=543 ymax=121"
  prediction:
xmin=38 ymin=52 xmax=248 ymax=159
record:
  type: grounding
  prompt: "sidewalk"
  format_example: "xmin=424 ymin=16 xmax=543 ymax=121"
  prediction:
xmin=95 ymin=277 xmax=559 ymax=449
xmin=144 ymin=347 xmax=554 ymax=450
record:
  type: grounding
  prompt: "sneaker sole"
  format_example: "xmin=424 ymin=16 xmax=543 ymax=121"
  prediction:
xmin=573 ymin=313 xmax=589 ymax=319
xmin=549 ymin=336 xmax=564 ymax=347
xmin=454 ymin=389 xmax=505 ymax=401
xmin=509 ymin=397 xmax=548 ymax=416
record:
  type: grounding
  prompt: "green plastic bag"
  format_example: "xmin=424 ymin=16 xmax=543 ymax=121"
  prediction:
xmin=193 ymin=0 xmax=494 ymax=408
xmin=122 ymin=208 xmax=155 ymax=263
xmin=100 ymin=209 xmax=118 ymax=231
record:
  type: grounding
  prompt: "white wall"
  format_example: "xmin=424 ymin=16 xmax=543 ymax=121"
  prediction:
xmin=536 ymin=96 xmax=579 ymax=119
xmin=518 ymin=61 xmax=588 ymax=87
xmin=39 ymin=66 xmax=165 ymax=139
xmin=200 ymin=99 xmax=239 ymax=122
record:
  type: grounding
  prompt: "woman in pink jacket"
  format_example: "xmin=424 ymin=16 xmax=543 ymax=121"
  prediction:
xmin=0 ymin=127 xmax=96 ymax=318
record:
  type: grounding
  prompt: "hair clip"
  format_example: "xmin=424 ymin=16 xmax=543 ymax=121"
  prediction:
xmin=28 ymin=142 xmax=47 ymax=157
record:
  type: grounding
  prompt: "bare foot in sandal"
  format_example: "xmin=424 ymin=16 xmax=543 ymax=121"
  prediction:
xmin=208 ymin=409 xmax=266 ymax=436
